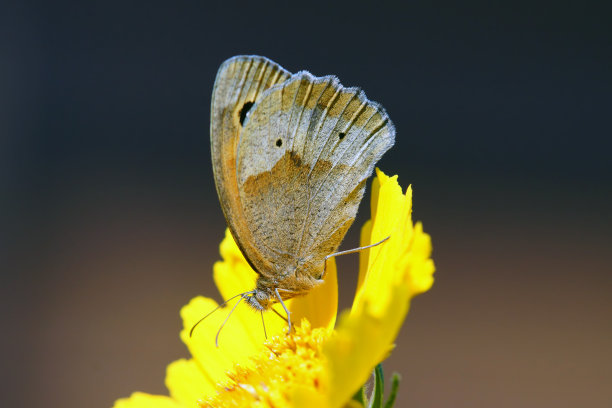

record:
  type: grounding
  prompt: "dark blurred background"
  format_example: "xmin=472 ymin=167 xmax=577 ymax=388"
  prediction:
xmin=2 ymin=1 xmax=611 ymax=407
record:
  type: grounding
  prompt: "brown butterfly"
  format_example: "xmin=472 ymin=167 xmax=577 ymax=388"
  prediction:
xmin=200 ymin=55 xmax=394 ymax=337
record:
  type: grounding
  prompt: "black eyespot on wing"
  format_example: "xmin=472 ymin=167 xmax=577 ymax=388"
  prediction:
xmin=276 ymin=139 xmax=282 ymax=147
xmin=338 ymin=132 xmax=346 ymax=140
xmin=239 ymin=101 xmax=254 ymax=126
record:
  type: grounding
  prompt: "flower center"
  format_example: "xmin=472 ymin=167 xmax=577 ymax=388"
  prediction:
xmin=199 ymin=321 xmax=329 ymax=407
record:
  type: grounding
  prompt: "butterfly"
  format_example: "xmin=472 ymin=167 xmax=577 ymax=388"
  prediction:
xmin=202 ymin=55 xmax=394 ymax=337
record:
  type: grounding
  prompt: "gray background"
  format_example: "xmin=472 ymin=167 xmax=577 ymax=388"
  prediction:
xmin=2 ymin=1 xmax=611 ymax=407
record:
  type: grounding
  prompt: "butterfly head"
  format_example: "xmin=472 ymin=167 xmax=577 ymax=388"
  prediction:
xmin=243 ymin=288 xmax=274 ymax=311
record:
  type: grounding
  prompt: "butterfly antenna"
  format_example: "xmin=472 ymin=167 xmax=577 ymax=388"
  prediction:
xmin=215 ymin=294 xmax=246 ymax=347
xmin=189 ymin=291 xmax=252 ymax=338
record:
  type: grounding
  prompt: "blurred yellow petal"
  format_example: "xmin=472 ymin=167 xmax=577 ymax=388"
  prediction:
xmin=166 ymin=359 xmax=212 ymax=406
xmin=113 ymin=392 xmax=183 ymax=408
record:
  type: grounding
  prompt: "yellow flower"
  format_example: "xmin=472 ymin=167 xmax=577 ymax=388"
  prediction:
xmin=113 ymin=169 xmax=434 ymax=408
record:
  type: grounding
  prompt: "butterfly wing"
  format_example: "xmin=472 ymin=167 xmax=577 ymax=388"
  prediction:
xmin=210 ymin=55 xmax=292 ymax=273
xmin=235 ymin=70 xmax=395 ymax=280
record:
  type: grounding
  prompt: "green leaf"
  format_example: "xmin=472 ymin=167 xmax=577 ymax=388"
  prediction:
xmin=383 ymin=373 xmax=401 ymax=408
xmin=352 ymin=385 xmax=367 ymax=407
xmin=368 ymin=364 xmax=385 ymax=408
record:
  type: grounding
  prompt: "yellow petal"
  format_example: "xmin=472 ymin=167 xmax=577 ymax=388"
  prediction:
xmin=201 ymin=322 xmax=331 ymax=408
xmin=353 ymin=169 xmax=426 ymax=316
xmin=195 ymin=230 xmax=288 ymax=346
xmin=212 ymin=230 xmax=271 ymax=347
xmin=214 ymin=229 xmax=257 ymax=301
xmin=211 ymin=228 xmax=335 ymax=335
xmin=323 ymin=168 xmax=435 ymax=407
xmin=289 ymin=257 xmax=338 ymax=331
xmin=405 ymin=222 xmax=435 ymax=294
xmin=179 ymin=228 xmax=326 ymax=396
xmin=324 ymin=285 xmax=408 ymax=408
xmin=113 ymin=392 xmax=183 ymax=408
xmin=179 ymin=296 xmax=261 ymax=387
xmin=356 ymin=219 xmax=373 ymax=296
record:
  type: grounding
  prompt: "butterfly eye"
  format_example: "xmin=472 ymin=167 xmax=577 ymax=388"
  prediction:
xmin=275 ymin=139 xmax=282 ymax=147
xmin=338 ymin=132 xmax=346 ymax=140
xmin=238 ymin=101 xmax=254 ymax=126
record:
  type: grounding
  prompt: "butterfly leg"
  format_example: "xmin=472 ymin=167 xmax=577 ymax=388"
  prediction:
xmin=271 ymin=306 xmax=289 ymax=323
xmin=274 ymin=287 xmax=292 ymax=334
xmin=260 ymin=310 xmax=268 ymax=340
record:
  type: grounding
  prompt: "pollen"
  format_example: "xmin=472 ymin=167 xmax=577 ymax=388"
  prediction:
xmin=199 ymin=320 xmax=329 ymax=408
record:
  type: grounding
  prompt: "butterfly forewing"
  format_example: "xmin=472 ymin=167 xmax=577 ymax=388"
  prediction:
xmin=234 ymin=69 xmax=395 ymax=281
